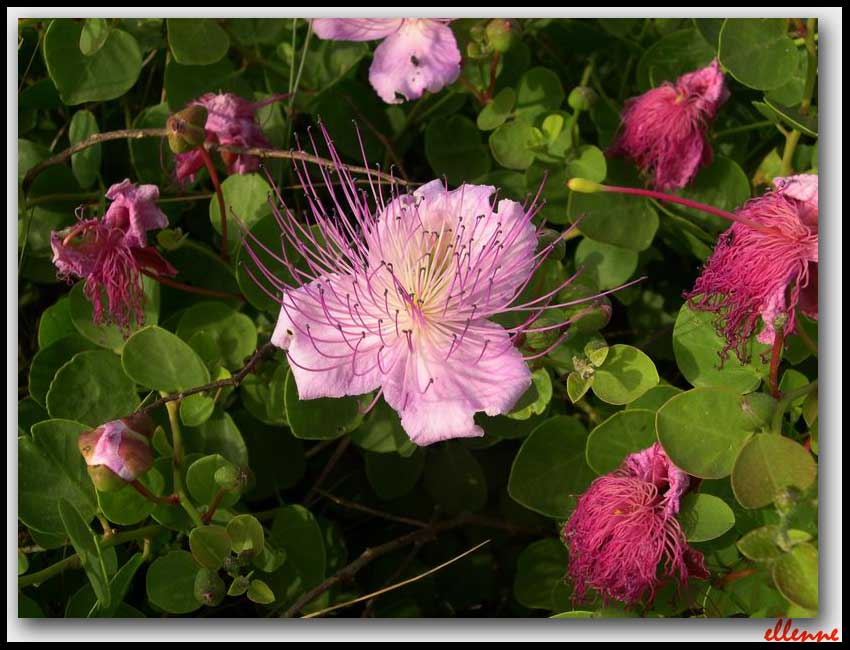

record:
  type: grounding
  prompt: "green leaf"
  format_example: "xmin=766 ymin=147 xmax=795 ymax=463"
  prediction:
xmin=284 ymin=369 xmax=361 ymax=440
xmin=636 ymin=28 xmax=715 ymax=91
xmin=184 ymin=409 xmax=249 ymax=467
xmin=626 ymin=385 xmax=681 ymax=411
xmin=575 ymin=238 xmax=637 ymax=290
xmin=772 ymin=543 xmax=818 ymax=611
xmin=731 ymin=433 xmax=816 ymax=509
xmin=693 ymin=18 xmax=725 ymax=49
xmin=164 ymin=57 xmax=245 ymax=111
xmin=425 ymin=115 xmax=491 ymax=185
xmin=350 ymin=399 xmax=417 ymax=456
xmin=37 ymin=297 xmax=76 ymax=348
xmin=46 ymin=350 xmax=139 ymax=426
xmin=585 ymin=409 xmax=656 ymax=475
xmin=673 ymin=303 xmax=769 ymax=393
xmin=656 ymin=387 xmax=757 ymax=478
xmin=515 ymin=67 xmax=565 ymax=121
xmin=18 ymin=419 xmax=96 ymax=534
xmin=176 ymin=302 xmax=258 ymax=371
xmin=719 ymin=19 xmax=798 ymax=90
xmin=763 ymin=98 xmax=818 ymax=138
xmin=477 ymin=87 xmax=516 ymax=131
xmin=59 ymin=498 xmax=111 ymax=608
xmin=69 ymin=110 xmax=101 ymax=188
xmin=424 ymin=443 xmax=488 ymax=515
xmin=247 ymin=579 xmax=276 ymax=605
xmin=44 ymin=19 xmax=142 ymax=105
xmin=508 ymin=416 xmax=594 ymax=518
xmin=122 ymin=326 xmax=210 ymax=392
xmin=677 ymin=493 xmax=735 ymax=542
xmin=565 ymin=144 xmax=607 ymax=182
xmin=365 ymin=449 xmax=425 ymax=500
xmin=513 ymin=539 xmax=571 ymax=611
xmin=97 ymin=467 xmax=165 ymax=526
xmin=95 ymin=553 xmax=145 ymax=618
xmin=129 ymin=102 xmax=171 ymax=185
xmin=591 ymin=344 xmax=659 ymax=405
xmin=28 ymin=334 xmax=96 ymax=407
xmin=737 ymin=525 xmax=812 ymax=562
xmin=186 ymin=454 xmax=241 ymax=512
xmin=209 ymin=173 xmax=273 ymax=256
xmin=489 ymin=118 xmax=537 ymax=170
xmin=79 ymin=18 xmax=111 ymax=56
xmin=235 ymin=213 xmax=300 ymax=314
xmin=507 ymin=368 xmax=553 ymax=420
xmin=270 ymin=505 xmax=326 ymax=592
xmin=189 ymin=525 xmax=232 ymax=570
xmin=167 ymin=18 xmax=229 ymax=66
xmin=146 ymin=550 xmax=202 ymax=614
xmin=673 ymin=157 xmax=751 ymax=233
xmin=227 ymin=514 xmax=265 ymax=555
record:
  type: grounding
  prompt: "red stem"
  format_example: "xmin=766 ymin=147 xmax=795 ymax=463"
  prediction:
xmin=201 ymin=487 xmax=227 ymax=524
xmin=130 ymin=480 xmax=179 ymax=505
xmin=141 ymin=270 xmax=244 ymax=301
xmin=199 ymin=146 xmax=229 ymax=262
xmin=769 ymin=329 xmax=786 ymax=399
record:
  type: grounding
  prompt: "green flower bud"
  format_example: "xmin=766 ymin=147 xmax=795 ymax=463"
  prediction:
xmin=485 ymin=19 xmax=513 ymax=53
xmin=568 ymin=86 xmax=597 ymax=112
xmin=526 ymin=311 xmax=565 ymax=351
xmin=166 ymin=105 xmax=208 ymax=154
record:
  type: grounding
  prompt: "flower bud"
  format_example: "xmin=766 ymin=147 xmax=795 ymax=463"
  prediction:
xmin=526 ymin=312 xmax=564 ymax=351
xmin=485 ymin=19 xmax=513 ymax=53
xmin=166 ymin=105 xmax=208 ymax=154
xmin=77 ymin=416 xmax=155 ymax=491
xmin=568 ymin=86 xmax=597 ymax=111
xmin=194 ymin=568 xmax=226 ymax=607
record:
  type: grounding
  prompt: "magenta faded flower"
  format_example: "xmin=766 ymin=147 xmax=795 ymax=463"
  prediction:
xmin=611 ymin=59 xmax=728 ymax=190
xmin=312 ymin=18 xmax=461 ymax=104
xmin=564 ymin=443 xmax=709 ymax=605
xmin=78 ymin=414 xmax=155 ymax=491
xmin=51 ymin=180 xmax=176 ymax=330
xmin=174 ymin=92 xmax=276 ymax=184
xmin=242 ymin=126 xmax=598 ymax=446
xmin=686 ymin=174 xmax=819 ymax=361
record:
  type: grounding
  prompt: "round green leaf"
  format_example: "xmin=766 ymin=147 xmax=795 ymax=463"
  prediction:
xmin=569 ymin=185 xmax=659 ymax=252
xmin=424 ymin=444 xmax=488 ymax=515
xmin=772 ymin=543 xmax=818 ymax=611
xmin=186 ymin=454 xmax=241 ymax=511
xmin=508 ymin=416 xmax=594 ymax=519
xmin=98 ymin=467 xmax=165 ymax=526
xmin=585 ymin=409 xmax=657 ymax=475
xmin=283 ymin=369 xmax=361 ymax=440
xmin=565 ymin=144 xmax=607 ymax=182
xmin=37 ymin=297 xmax=76 ymax=348
xmin=575 ymin=238 xmax=638 ymax=290
xmin=350 ymin=398 xmax=416 ymax=456
xmin=227 ymin=514 xmax=265 ymax=555
xmin=176 ymin=302 xmax=258 ymax=371
xmin=69 ymin=278 xmax=160 ymax=351
xmin=122 ymin=326 xmax=210 ymax=392
xmin=737 ymin=525 xmax=812 ymax=562
xmin=46 ymin=350 xmax=139 ymax=427
xmin=636 ymin=28 xmax=715 ymax=91
xmin=592 ymin=344 xmax=659 ymax=405
xmin=477 ymin=87 xmax=516 ymax=131
xmin=235 ymin=212 xmax=300 ymax=314
xmin=507 ymin=368 xmax=553 ymax=420
xmin=656 ymin=387 xmax=757 ymax=478
xmin=677 ymin=493 xmax=735 ymax=542
xmin=44 ymin=19 xmax=142 ymax=105
xmin=270 ymin=505 xmax=326 ymax=591
xmin=28 ymin=334 xmax=96 ymax=407
xmin=489 ymin=118 xmax=537 ymax=170
xmin=425 ymin=115 xmax=491 ymax=185
xmin=365 ymin=449 xmax=425 ymax=500
xmin=209 ymin=173 xmax=273 ymax=256
xmin=673 ymin=157 xmax=751 ymax=233
xmin=129 ymin=102 xmax=171 ymax=185
xmin=719 ymin=19 xmax=798 ymax=90
xmin=731 ymin=433 xmax=816 ymax=509
xmin=513 ymin=539 xmax=571 ymax=611
xmin=167 ymin=18 xmax=229 ymax=66
xmin=69 ymin=110 xmax=101 ymax=188
xmin=189 ymin=525 xmax=232 ymax=570
xmin=79 ymin=18 xmax=110 ymax=56
xmin=626 ymin=384 xmax=681 ymax=411
xmin=673 ymin=303 xmax=769 ymax=393
xmin=247 ymin=579 xmax=276 ymax=605
xmin=146 ymin=550 xmax=202 ymax=614
xmin=515 ymin=67 xmax=565 ymax=121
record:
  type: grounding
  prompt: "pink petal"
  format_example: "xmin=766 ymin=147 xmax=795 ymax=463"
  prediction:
xmin=272 ymin=276 xmax=385 ymax=400
xmin=103 ymin=179 xmax=169 ymax=248
xmin=312 ymin=18 xmax=403 ymax=41
xmin=369 ymin=19 xmax=461 ymax=103
xmin=175 ymin=149 xmax=206 ymax=185
xmin=774 ymin=173 xmax=818 ymax=227
xmin=381 ymin=319 xmax=531 ymax=445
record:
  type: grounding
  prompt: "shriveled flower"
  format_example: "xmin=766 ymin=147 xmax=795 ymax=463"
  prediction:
xmin=686 ymin=174 xmax=818 ymax=360
xmin=312 ymin=19 xmax=461 ymax=104
xmin=564 ymin=443 xmax=709 ymax=605
xmin=51 ymin=179 xmax=176 ymax=330
xmin=78 ymin=414 xmax=155 ymax=491
xmin=174 ymin=92 xmax=278 ymax=184
xmin=611 ymin=59 xmax=728 ymax=190
xmin=242 ymin=126 xmax=600 ymax=446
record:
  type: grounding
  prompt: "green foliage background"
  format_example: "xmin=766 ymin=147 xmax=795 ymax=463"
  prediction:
xmin=18 ymin=17 xmax=818 ymax=619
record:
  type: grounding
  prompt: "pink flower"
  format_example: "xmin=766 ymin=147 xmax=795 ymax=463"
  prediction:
xmin=312 ymin=19 xmax=461 ymax=104
xmin=78 ymin=414 xmax=155 ymax=490
xmin=686 ymin=174 xmax=818 ymax=361
xmin=51 ymin=180 xmax=176 ymax=330
xmin=242 ymin=125 xmax=594 ymax=445
xmin=611 ymin=59 xmax=728 ymax=190
xmin=563 ymin=443 xmax=709 ymax=605
xmin=174 ymin=93 xmax=274 ymax=184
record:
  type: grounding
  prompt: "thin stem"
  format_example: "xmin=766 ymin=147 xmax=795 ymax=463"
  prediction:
xmin=140 ymin=270 xmax=244 ymax=301
xmin=199 ymin=147 xmax=229 ymax=261
xmin=713 ymin=121 xmax=775 ymax=139
xmin=771 ymin=380 xmax=818 ymax=435
xmin=130 ymin=479 xmax=180 ymax=506
xmin=304 ymin=437 xmax=351 ymax=507
xmin=165 ymin=400 xmax=204 ymax=527
xmin=201 ymin=487 xmax=228 ymax=525
xmin=780 ymin=128 xmax=802 ymax=177
xmin=314 ymin=489 xmax=429 ymax=529
xmin=769 ymin=329 xmax=786 ymax=399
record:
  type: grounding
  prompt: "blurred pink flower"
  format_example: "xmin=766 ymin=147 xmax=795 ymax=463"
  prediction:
xmin=686 ymin=174 xmax=818 ymax=361
xmin=312 ymin=18 xmax=461 ymax=104
xmin=51 ymin=180 xmax=176 ymax=330
xmin=564 ymin=443 xmax=709 ymax=605
xmin=174 ymin=92 xmax=275 ymax=184
xmin=242 ymin=125 xmax=598 ymax=445
xmin=611 ymin=59 xmax=728 ymax=190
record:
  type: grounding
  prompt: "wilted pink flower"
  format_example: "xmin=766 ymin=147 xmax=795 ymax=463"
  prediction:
xmin=51 ymin=180 xmax=176 ymax=330
xmin=78 ymin=414 xmax=155 ymax=490
xmin=312 ymin=19 xmax=461 ymax=104
xmin=686 ymin=174 xmax=818 ymax=361
xmin=564 ymin=443 xmax=709 ymax=605
xmin=611 ymin=59 xmax=728 ymax=190
xmin=174 ymin=93 xmax=276 ymax=184
xmin=241 ymin=126 xmax=602 ymax=445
